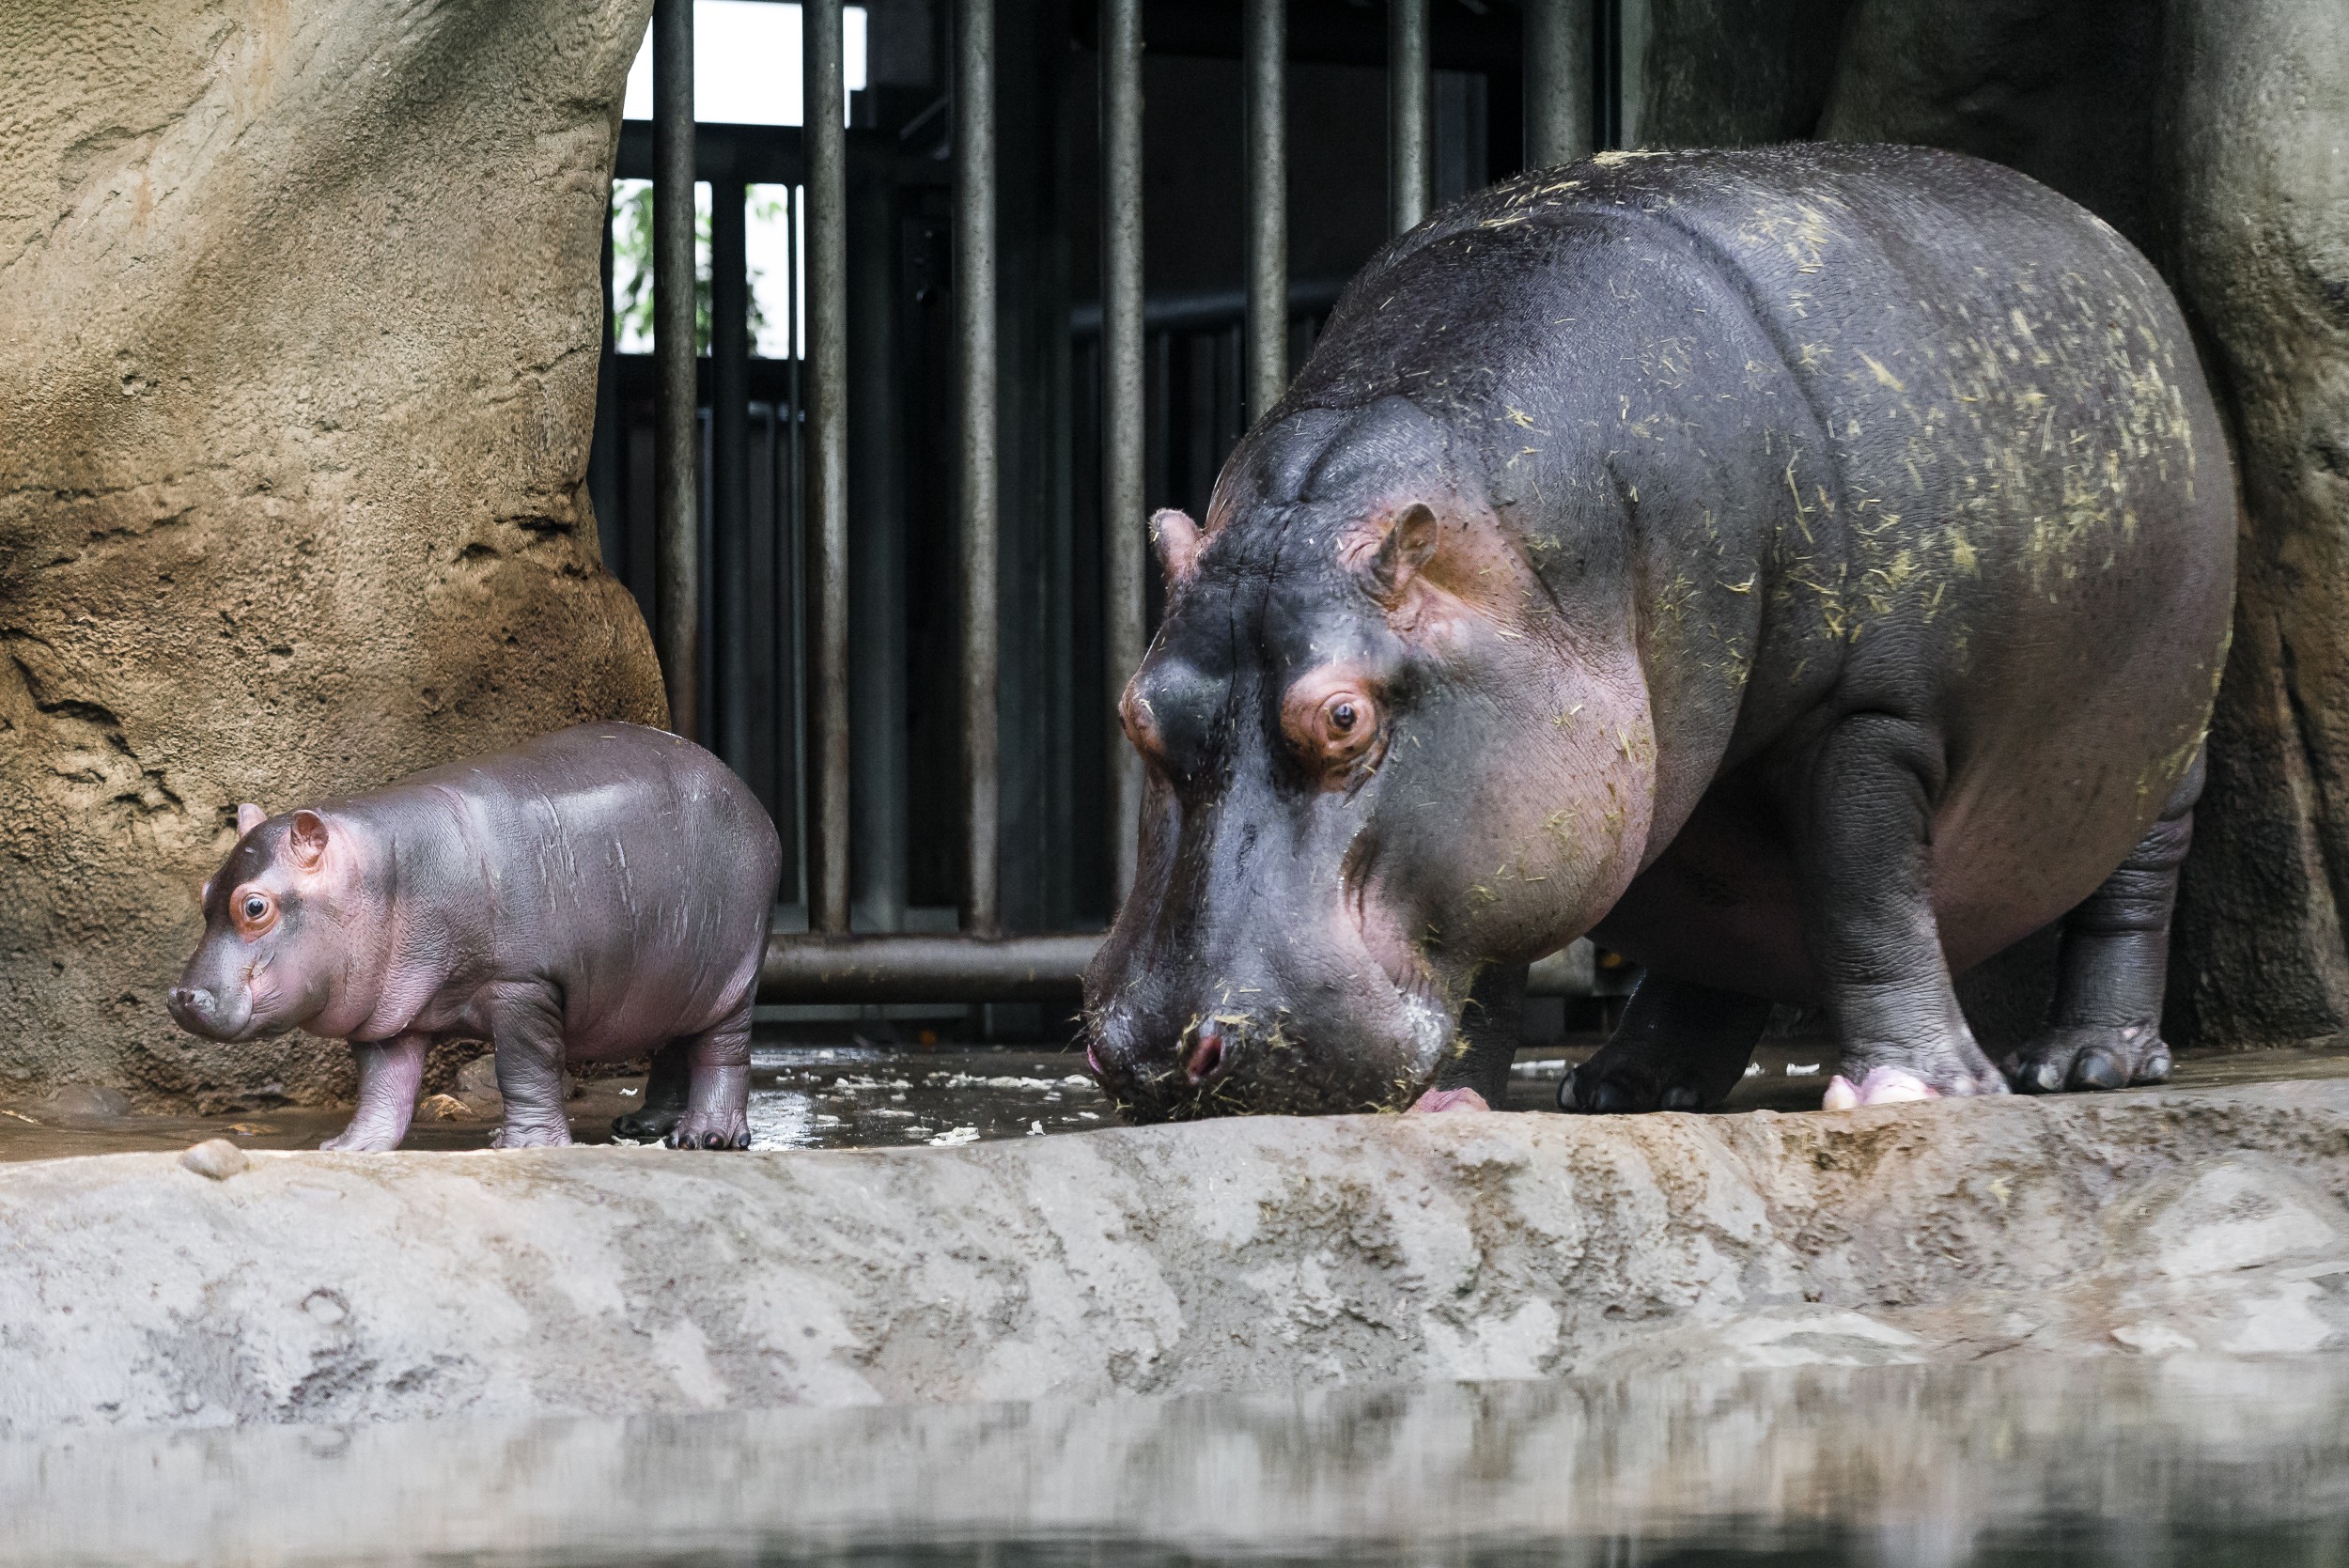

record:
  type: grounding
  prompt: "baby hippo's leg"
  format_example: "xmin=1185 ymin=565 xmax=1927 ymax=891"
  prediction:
xmin=667 ymin=1002 xmax=753 ymax=1151
xmin=487 ymin=981 xmax=576 ymax=1149
xmin=612 ymin=1040 xmax=692 ymax=1142
xmin=320 ymin=1034 xmax=429 ymax=1151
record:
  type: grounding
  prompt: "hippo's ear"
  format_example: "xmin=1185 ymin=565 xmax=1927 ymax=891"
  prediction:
xmin=1151 ymin=508 xmax=1203 ymax=588
xmin=288 ymin=810 xmax=330 ymax=870
xmin=1367 ymin=505 xmax=1441 ymax=605
xmin=236 ymin=802 xmax=267 ymax=837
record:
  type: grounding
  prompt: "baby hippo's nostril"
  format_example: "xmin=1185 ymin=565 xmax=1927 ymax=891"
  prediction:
xmin=167 ymin=986 xmax=209 ymax=1020
xmin=1187 ymin=1019 xmax=1230 ymax=1084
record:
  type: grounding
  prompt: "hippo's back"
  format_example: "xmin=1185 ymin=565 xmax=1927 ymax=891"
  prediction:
xmin=1307 ymin=144 xmax=2234 ymax=979
xmin=371 ymin=723 xmax=782 ymax=1046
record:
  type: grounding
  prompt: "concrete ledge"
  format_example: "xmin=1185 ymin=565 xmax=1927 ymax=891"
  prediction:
xmin=4 ymin=1083 xmax=2348 ymax=1434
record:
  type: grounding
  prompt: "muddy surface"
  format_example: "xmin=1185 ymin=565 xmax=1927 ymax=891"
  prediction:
xmin=6 ymin=1036 xmax=2346 ymax=1162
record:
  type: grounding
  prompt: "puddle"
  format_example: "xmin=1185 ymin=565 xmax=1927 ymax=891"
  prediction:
xmin=4 ymin=1357 xmax=2345 ymax=1565
xmin=5 ymin=1038 xmax=2346 ymax=1163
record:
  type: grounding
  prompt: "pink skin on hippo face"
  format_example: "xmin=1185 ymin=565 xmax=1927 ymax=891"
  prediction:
xmin=1081 ymin=484 xmax=1655 ymax=1121
xmin=169 ymin=723 xmax=782 ymax=1153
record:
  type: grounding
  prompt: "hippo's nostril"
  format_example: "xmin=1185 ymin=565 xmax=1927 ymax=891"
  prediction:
xmin=167 ymin=986 xmax=208 ymax=1019
xmin=1186 ymin=1021 xmax=1228 ymax=1084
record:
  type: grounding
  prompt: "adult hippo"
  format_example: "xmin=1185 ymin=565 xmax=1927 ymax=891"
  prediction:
xmin=1082 ymin=144 xmax=2233 ymax=1121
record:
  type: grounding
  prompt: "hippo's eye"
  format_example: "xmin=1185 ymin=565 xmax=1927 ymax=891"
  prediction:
xmin=1282 ymin=669 xmax=1387 ymax=785
xmin=233 ymin=889 xmax=277 ymax=936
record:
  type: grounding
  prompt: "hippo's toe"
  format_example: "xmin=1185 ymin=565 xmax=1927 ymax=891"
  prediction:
xmin=2002 ymin=1024 xmax=2170 ymax=1094
xmin=664 ymin=1111 xmax=752 ymax=1151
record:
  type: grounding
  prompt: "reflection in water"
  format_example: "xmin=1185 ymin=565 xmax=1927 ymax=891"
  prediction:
xmin=6 ymin=1357 xmax=2346 ymax=1565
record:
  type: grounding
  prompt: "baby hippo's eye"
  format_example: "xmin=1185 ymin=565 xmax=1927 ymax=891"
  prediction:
xmin=243 ymin=896 xmax=267 ymax=921
xmin=233 ymin=889 xmax=277 ymax=935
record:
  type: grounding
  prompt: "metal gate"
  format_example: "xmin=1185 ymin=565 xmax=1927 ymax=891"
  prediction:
xmin=595 ymin=0 xmax=1615 ymax=1017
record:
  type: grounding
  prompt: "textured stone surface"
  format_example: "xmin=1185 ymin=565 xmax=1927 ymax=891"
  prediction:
xmin=2158 ymin=0 xmax=2349 ymax=1050
xmin=3 ymin=1081 xmax=2344 ymax=1435
xmin=0 ymin=0 xmax=666 ymax=1110
xmin=1638 ymin=0 xmax=1859 ymax=148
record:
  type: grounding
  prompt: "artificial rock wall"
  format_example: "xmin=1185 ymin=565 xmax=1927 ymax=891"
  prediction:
xmin=1643 ymin=0 xmax=2349 ymax=1051
xmin=0 ymin=0 xmax=666 ymax=1106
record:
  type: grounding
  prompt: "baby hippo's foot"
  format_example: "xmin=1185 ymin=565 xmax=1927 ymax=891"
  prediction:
xmin=319 ymin=1123 xmax=402 ymax=1153
xmin=490 ymin=1118 xmax=576 ymax=1149
xmin=664 ymin=1110 xmax=752 ymax=1151
xmin=1408 ymin=1087 xmax=1491 ymax=1114
xmin=2001 ymin=1024 xmax=2171 ymax=1094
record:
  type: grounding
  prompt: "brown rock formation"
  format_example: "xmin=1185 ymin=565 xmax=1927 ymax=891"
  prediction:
xmin=0 ymin=0 xmax=665 ymax=1107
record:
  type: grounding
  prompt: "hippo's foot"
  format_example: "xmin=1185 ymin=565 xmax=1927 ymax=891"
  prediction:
xmin=490 ymin=1119 xmax=575 ymax=1149
xmin=1558 ymin=976 xmax=1770 ymax=1115
xmin=611 ymin=1105 xmax=683 ymax=1143
xmin=2001 ymin=1024 xmax=2171 ymax=1094
xmin=664 ymin=1110 xmax=752 ymax=1151
xmin=1822 ymin=1043 xmax=2008 ymax=1110
xmin=1408 ymin=1087 xmax=1491 ymax=1114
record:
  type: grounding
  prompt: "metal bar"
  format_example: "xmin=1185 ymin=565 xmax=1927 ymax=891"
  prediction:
xmin=1070 ymin=276 xmax=1347 ymax=338
xmin=759 ymin=934 xmax=1598 ymax=1003
xmin=957 ymin=0 xmax=1002 ymax=936
xmin=651 ymin=0 xmax=700 ymax=741
xmin=711 ymin=177 xmax=753 ymax=774
xmin=1388 ymin=0 xmax=1429 ymax=234
xmin=1242 ymin=0 xmax=1286 ymax=424
xmin=849 ymin=155 xmax=910 ymax=932
xmin=805 ymin=0 xmax=853 ymax=936
xmin=1524 ymin=0 xmax=1595 ymax=169
xmin=1101 ymin=0 xmax=1146 ymax=911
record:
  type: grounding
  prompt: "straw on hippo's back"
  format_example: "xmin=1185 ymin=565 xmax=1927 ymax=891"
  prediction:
xmin=168 ymin=722 xmax=781 ymax=1151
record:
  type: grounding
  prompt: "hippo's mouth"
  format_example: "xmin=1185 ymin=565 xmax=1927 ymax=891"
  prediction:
xmin=1084 ymin=976 xmax=1457 ymax=1122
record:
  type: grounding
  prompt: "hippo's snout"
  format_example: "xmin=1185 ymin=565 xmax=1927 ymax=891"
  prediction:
xmin=166 ymin=984 xmax=252 ymax=1042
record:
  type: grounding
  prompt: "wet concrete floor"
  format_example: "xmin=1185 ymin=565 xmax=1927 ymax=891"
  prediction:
xmin=4 ymin=1035 xmax=2346 ymax=1160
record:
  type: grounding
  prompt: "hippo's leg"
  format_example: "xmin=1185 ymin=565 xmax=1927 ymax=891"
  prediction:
xmin=2003 ymin=754 xmax=2201 ymax=1094
xmin=1799 ymin=716 xmax=2007 ymax=1104
xmin=666 ymin=1003 xmax=754 ymax=1151
xmin=486 ymin=982 xmax=576 ymax=1149
xmin=1559 ymin=976 xmax=1771 ymax=1113
xmin=1410 ymin=963 xmax=1529 ymax=1112
xmin=611 ymin=1040 xmax=692 ymax=1142
xmin=319 ymin=1033 xmax=429 ymax=1151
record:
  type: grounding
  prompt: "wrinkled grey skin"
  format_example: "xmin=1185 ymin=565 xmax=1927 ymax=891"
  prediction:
xmin=1083 ymin=145 xmax=2233 ymax=1121
xmin=168 ymin=723 xmax=781 ymax=1151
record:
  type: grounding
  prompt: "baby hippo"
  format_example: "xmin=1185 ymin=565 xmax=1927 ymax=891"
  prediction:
xmin=167 ymin=722 xmax=782 ymax=1152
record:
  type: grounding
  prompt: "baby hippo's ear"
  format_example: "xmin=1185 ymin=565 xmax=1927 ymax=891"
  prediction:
xmin=288 ymin=810 xmax=330 ymax=871
xmin=236 ymin=802 xmax=267 ymax=837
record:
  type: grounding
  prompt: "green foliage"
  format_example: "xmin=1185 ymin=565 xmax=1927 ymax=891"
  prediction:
xmin=610 ymin=183 xmax=788 ymax=354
